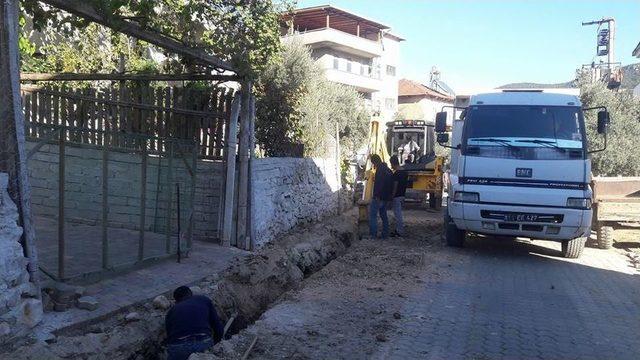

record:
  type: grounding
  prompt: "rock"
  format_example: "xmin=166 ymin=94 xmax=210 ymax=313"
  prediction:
xmin=152 ymin=295 xmax=171 ymax=310
xmin=0 ymin=322 xmax=11 ymax=336
xmin=54 ymin=302 xmax=72 ymax=312
xmin=51 ymin=282 xmax=78 ymax=302
xmin=18 ymin=282 xmax=39 ymax=298
xmin=190 ymin=286 xmax=204 ymax=295
xmin=74 ymin=287 xmax=86 ymax=298
xmin=88 ymin=324 xmax=104 ymax=334
xmin=77 ymin=296 xmax=99 ymax=311
xmin=306 ymin=329 xmax=319 ymax=336
xmin=125 ymin=312 xmax=141 ymax=322
xmin=17 ymin=299 xmax=43 ymax=328
xmin=41 ymin=292 xmax=54 ymax=312
xmin=393 ymin=312 xmax=402 ymax=319
xmin=375 ymin=334 xmax=388 ymax=342
xmin=38 ymin=332 xmax=56 ymax=344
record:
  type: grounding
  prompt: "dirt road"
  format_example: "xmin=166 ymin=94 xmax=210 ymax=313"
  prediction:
xmin=207 ymin=207 xmax=640 ymax=360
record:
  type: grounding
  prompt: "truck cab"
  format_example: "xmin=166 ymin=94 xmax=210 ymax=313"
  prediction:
xmin=436 ymin=90 xmax=610 ymax=258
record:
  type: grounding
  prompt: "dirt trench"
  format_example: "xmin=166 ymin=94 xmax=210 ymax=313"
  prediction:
xmin=1 ymin=211 xmax=358 ymax=360
xmin=190 ymin=208 xmax=445 ymax=360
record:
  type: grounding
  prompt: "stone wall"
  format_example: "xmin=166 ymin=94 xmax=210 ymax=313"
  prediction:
xmin=25 ymin=141 xmax=224 ymax=241
xmin=0 ymin=173 xmax=42 ymax=342
xmin=251 ymin=158 xmax=341 ymax=247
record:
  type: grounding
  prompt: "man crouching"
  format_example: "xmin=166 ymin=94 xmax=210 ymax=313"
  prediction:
xmin=165 ymin=286 xmax=225 ymax=360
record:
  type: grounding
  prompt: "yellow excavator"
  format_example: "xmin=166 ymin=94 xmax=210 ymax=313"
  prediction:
xmin=358 ymin=116 xmax=444 ymax=234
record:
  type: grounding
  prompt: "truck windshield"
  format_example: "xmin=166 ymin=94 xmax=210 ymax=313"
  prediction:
xmin=462 ymin=105 xmax=585 ymax=160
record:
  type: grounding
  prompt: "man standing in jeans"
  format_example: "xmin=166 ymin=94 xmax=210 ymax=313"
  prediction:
xmin=165 ymin=286 xmax=225 ymax=360
xmin=390 ymin=155 xmax=408 ymax=237
xmin=369 ymin=154 xmax=393 ymax=238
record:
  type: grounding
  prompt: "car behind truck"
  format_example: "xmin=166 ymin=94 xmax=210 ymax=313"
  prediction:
xmin=436 ymin=90 xmax=610 ymax=258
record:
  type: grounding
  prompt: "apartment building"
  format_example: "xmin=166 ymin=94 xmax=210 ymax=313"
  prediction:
xmin=281 ymin=5 xmax=404 ymax=123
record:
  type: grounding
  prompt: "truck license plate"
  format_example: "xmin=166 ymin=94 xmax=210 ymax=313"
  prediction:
xmin=505 ymin=213 xmax=539 ymax=222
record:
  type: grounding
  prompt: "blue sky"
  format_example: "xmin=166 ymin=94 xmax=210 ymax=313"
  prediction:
xmin=297 ymin=0 xmax=640 ymax=92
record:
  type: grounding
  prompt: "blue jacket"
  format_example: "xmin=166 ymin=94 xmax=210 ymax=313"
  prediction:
xmin=165 ymin=295 xmax=224 ymax=344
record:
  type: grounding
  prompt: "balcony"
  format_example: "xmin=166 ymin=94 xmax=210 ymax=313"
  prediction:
xmin=324 ymin=68 xmax=382 ymax=93
xmin=285 ymin=27 xmax=383 ymax=58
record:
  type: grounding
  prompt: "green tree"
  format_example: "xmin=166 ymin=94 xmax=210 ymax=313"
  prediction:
xmin=255 ymin=39 xmax=369 ymax=158
xmin=19 ymin=0 xmax=286 ymax=77
xmin=580 ymin=77 xmax=640 ymax=176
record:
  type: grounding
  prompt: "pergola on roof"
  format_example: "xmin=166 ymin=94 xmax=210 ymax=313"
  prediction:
xmin=283 ymin=5 xmax=391 ymax=38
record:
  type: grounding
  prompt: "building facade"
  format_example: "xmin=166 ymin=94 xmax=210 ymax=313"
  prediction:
xmin=282 ymin=5 xmax=404 ymax=123
xmin=397 ymin=79 xmax=454 ymax=125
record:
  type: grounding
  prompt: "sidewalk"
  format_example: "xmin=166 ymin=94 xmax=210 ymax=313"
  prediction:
xmin=34 ymin=240 xmax=245 ymax=339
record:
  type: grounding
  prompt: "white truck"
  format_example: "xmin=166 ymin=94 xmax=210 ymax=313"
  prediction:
xmin=435 ymin=90 xmax=610 ymax=258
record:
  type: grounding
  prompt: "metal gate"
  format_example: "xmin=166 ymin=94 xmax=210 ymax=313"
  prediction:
xmin=21 ymin=84 xmax=231 ymax=282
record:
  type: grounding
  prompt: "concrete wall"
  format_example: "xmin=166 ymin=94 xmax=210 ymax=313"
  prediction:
xmin=0 ymin=173 xmax=42 ymax=342
xmin=251 ymin=157 xmax=341 ymax=248
xmin=25 ymin=141 xmax=224 ymax=241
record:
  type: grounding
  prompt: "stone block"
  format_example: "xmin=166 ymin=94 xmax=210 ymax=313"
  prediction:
xmin=17 ymin=299 xmax=43 ymax=328
xmin=76 ymin=296 xmax=99 ymax=311
xmin=0 ymin=322 xmax=10 ymax=336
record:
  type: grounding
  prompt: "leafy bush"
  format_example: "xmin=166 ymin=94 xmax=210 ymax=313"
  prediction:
xmin=255 ymin=39 xmax=370 ymax=158
xmin=580 ymin=77 xmax=640 ymax=176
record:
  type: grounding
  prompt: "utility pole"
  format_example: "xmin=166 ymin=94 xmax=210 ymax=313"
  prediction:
xmin=582 ymin=17 xmax=616 ymax=67
xmin=582 ymin=17 xmax=620 ymax=89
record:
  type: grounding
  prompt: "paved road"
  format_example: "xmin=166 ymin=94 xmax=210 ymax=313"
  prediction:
xmin=378 ymin=216 xmax=640 ymax=360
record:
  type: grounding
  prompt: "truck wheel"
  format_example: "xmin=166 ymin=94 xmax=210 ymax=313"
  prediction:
xmin=561 ymin=237 xmax=586 ymax=258
xmin=597 ymin=226 xmax=614 ymax=249
xmin=445 ymin=221 xmax=465 ymax=247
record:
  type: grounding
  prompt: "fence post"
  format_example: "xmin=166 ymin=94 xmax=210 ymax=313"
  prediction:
xmin=188 ymin=141 xmax=197 ymax=250
xmin=165 ymin=140 xmax=174 ymax=254
xmin=58 ymin=128 xmax=66 ymax=279
xmin=247 ymin=94 xmax=256 ymax=251
xmin=221 ymin=95 xmax=242 ymax=247
xmin=102 ymin=124 xmax=110 ymax=269
xmin=236 ymin=82 xmax=252 ymax=250
xmin=138 ymin=138 xmax=147 ymax=261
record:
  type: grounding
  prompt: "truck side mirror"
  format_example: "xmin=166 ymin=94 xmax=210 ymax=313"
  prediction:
xmin=597 ymin=110 xmax=610 ymax=134
xmin=437 ymin=133 xmax=449 ymax=144
xmin=435 ymin=112 xmax=447 ymax=133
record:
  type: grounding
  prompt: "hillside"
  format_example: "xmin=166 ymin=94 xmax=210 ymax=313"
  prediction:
xmin=499 ymin=62 xmax=640 ymax=90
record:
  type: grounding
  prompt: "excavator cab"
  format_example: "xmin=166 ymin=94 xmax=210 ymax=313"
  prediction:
xmin=386 ymin=120 xmax=437 ymax=169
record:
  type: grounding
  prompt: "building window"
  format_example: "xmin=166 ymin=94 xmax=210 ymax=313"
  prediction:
xmin=385 ymin=98 xmax=395 ymax=110
xmin=333 ymin=57 xmax=339 ymax=70
xmin=386 ymin=65 xmax=396 ymax=76
xmin=346 ymin=61 xmax=352 ymax=73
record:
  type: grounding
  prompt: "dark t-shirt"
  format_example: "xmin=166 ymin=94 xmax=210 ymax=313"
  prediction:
xmin=393 ymin=170 xmax=408 ymax=198
xmin=373 ymin=163 xmax=393 ymax=201
xmin=165 ymin=295 xmax=224 ymax=344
